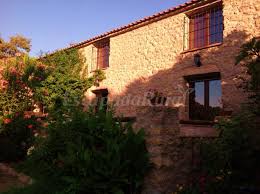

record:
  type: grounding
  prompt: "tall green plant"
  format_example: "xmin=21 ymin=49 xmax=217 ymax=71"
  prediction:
xmin=12 ymin=109 xmax=149 ymax=194
xmin=37 ymin=49 xmax=105 ymax=113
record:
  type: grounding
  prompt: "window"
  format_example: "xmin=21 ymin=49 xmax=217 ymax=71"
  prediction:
xmin=187 ymin=73 xmax=222 ymax=121
xmin=95 ymin=39 xmax=110 ymax=69
xmin=92 ymin=89 xmax=108 ymax=112
xmin=188 ymin=5 xmax=223 ymax=50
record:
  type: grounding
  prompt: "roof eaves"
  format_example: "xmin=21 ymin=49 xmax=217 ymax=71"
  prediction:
xmin=50 ymin=0 xmax=209 ymax=55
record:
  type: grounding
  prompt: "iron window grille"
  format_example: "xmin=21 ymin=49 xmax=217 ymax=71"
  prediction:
xmin=183 ymin=4 xmax=223 ymax=50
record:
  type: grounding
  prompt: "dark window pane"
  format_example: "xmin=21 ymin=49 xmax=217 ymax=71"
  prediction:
xmin=193 ymin=14 xmax=207 ymax=48
xmin=189 ymin=6 xmax=223 ymax=49
xmin=210 ymin=8 xmax=223 ymax=44
xmin=209 ymin=80 xmax=222 ymax=107
xmin=189 ymin=78 xmax=222 ymax=121
xmin=195 ymin=81 xmax=205 ymax=106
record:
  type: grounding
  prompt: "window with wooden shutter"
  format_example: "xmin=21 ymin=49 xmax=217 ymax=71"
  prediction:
xmin=95 ymin=39 xmax=110 ymax=69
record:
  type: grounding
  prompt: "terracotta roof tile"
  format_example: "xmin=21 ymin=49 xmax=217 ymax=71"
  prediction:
xmin=50 ymin=0 xmax=205 ymax=54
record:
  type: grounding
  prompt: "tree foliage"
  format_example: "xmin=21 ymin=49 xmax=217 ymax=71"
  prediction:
xmin=0 ymin=35 xmax=31 ymax=58
xmin=0 ymin=35 xmax=105 ymax=164
xmin=0 ymin=56 xmax=49 ymax=116
xmin=37 ymin=49 xmax=105 ymax=113
xmin=235 ymin=37 xmax=260 ymax=114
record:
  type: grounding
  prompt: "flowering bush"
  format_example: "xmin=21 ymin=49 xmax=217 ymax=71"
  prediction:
xmin=0 ymin=113 xmax=41 ymax=162
xmin=0 ymin=49 xmax=105 ymax=162
xmin=0 ymin=56 xmax=50 ymax=116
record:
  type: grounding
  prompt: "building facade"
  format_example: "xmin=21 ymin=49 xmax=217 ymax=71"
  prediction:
xmin=71 ymin=0 xmax=260 ymax=122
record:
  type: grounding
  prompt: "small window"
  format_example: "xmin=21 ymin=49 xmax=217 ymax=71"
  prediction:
xmin=188 ymin=5 xmax=223 ymax=50
xmin=95 ymin=39 xmax=110 ymax=69
xmin=92 ymin=89 xmax=108 ymax=112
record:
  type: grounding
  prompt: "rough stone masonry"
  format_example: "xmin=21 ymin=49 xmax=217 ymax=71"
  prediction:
xmin=81 ymin=0 xmax=260 ymax=120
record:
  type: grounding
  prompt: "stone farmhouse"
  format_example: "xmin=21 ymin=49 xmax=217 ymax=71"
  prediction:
xmin=59 ymin=0 xmax=259 ymax=127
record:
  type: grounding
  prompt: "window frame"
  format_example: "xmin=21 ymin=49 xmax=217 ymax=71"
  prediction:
xmin=185 ymin=73 xmax=222 ymax=121
xmin=92 ymin=89 xmax=109 ymax=112
xmin=186 ymin=3 xmax=224 ymax=51
xmin=94 ymin=39 xmax=110 ymax=70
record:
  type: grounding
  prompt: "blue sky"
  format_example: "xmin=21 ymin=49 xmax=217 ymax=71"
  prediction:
xmin=1 ymin=0 xmax=187 ymax=56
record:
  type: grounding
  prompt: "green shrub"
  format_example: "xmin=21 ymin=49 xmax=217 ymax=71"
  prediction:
xmin=37 ymin=49 xmax=105 ymax=113
xmin=10 ymin=109 xmax=149 ymax=194
xmin=201 ymin=111 xmax=260 ymax=185
xmin=179 ymin=112 xmax=260 ymax=194
xmin=235 ymin=37 xmax=260 ymax=115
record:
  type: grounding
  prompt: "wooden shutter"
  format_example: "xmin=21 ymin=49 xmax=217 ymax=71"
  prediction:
xmin=97 ymin=40 xmax=109 ymax=69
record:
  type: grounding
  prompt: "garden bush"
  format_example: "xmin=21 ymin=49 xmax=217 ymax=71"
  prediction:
xmin=178 ymin=112 xmax=260 ymax=194
xmin=0 ymin=55 xmax=49 ymax=162
xmin=4 ymin=109 xmax=149 ymax=194
xmin=178 ymin=38 xmax=260 ymax=194
xmin=37 ymin=49 xmax=105 ymax=113
xmin=0 ymin=113 xmax=40 ymax=162
xmin=0 ymin=47 xmax=105 ymax=163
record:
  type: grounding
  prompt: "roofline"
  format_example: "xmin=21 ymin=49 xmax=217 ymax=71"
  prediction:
xmin=50 ymin=0 xmax=219 ymax=54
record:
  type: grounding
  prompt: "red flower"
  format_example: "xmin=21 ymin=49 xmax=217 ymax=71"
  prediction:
xmin=37 ymin=64 xmax=46 ymax=70
xmin=24 ymin=112 xmax=31 ymax=119
xmin=3 ymin=118 xmax=12 ymax=124
xmin=2 ymin=80 xmax=8 ymax=85
xmin=0 ymin=80 xmax=9 ymax=90
xmin=42 ymin=122 xmax=49 ymax=128
xmin=36 ymin=118 xmax=42 ymax=122
xmin=27 ymin=124 xmax=34 ymax=129
xmin=15 ymin=80 xmax=21 ymax=84
xmin=10 ymin=67 xmax=18 ymax=75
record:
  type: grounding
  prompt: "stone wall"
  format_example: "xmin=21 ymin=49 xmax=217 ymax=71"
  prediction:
xmin=78 ymin=1 xmax=259 ymax=192
xmin=80 ymin=0 xmax=260 ymax=120
xmin=134 ymin=107 xmax=193 ymax=194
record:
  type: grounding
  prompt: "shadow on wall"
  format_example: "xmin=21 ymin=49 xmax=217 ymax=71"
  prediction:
xmin=85 ymin=30 xmax=252 ymax=194
xmin=108 ymin=30 xmax=251 ymax=194
xmin=107 ymin=30 xmax=250 ymax=120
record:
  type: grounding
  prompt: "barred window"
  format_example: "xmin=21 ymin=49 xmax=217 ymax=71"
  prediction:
xmin=96 ymin=39 xmax=110 ymax=69
xmin=187 ymin=5 xmax=223 ymax=50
